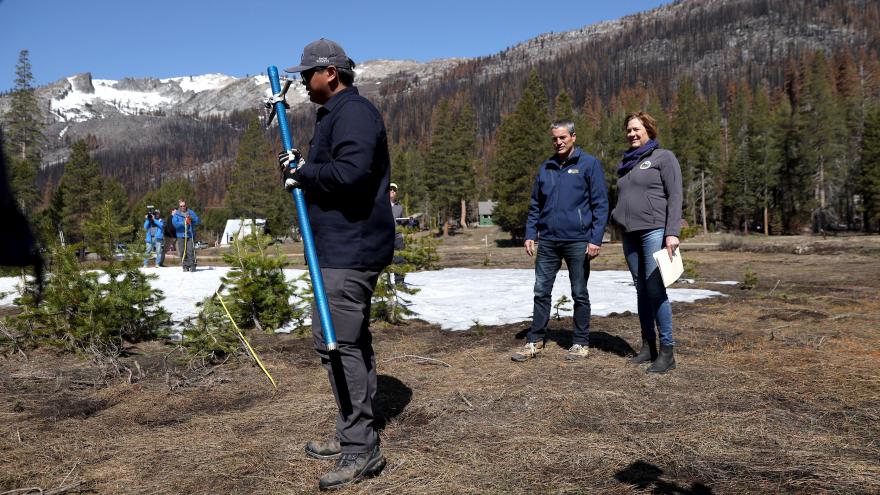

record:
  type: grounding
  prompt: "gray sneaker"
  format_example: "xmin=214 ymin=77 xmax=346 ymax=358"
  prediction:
xmin=318 ymin=444 xmax=386 ymax=491
xmin=511 ymin=341 xmax=544 ymax=362
xmin=305 ymin=437 xmax=342 ymax=460
xmin=565 ymin=343 xmax=589 ymax=360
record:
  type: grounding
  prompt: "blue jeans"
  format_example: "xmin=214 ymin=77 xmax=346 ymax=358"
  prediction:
xmin=622 ymin=228 xmax=674 ymax=346
xmin=144 ymin=239 xmax=163 ymax=267
xmin=527 ymin=239 xmax=591 ymax=346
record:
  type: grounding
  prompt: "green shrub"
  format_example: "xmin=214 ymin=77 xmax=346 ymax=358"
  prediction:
xmin=683 ymin=258 xmax=700 ymax=278
xmin=220 ymin=231 xmax=305 ymax=332
xmin=740 ymin=266 xmax=758 ymax=290
xmin=181 ymin=295 xmax=240 ymax=361
xmin=679 ymin=225 xmax=701 ymax=241
xmin=6 ymin=243 xmax=169 ymax=353
xmin=400 ymin=229 xmax=440 ymax=271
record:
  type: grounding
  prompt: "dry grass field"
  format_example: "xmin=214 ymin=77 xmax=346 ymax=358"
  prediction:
xmin=1 ymin=228 xmax=878 ymax=494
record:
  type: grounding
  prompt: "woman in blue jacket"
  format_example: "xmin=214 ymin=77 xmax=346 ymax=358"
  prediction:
xmin=611 ymin=112 xmax=683 ymax=373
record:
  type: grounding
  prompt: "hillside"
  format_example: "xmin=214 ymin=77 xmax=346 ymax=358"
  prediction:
xmin=2 ymin=0 xmax=877 ymax=206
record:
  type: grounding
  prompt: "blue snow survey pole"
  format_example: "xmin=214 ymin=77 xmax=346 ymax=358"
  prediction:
xmin=266 ymin=65 xmax=338 ymax=351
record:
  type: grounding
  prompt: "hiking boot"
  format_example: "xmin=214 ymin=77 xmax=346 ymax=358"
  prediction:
xmin=305 ymin=437 xmax=342 ymax=460
xmin=318 ymin=444 xmax=386 ymax=491
xmin=629 ymin=338 xmax=658 ymax=364
xmin=565 ymin=343 xmax=590 ymax=360
xmin=647 ymin=345 xmax=676 ymax=374
xmin=511 ymin=341 xmax=544 ymax=362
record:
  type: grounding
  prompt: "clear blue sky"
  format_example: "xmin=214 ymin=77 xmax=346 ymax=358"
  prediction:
xmin=0 ymin=0 xmax=670 ymax=91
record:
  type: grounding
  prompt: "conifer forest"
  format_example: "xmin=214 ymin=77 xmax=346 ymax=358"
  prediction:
xmin=2 ymin=0 xmax=879 ymax=245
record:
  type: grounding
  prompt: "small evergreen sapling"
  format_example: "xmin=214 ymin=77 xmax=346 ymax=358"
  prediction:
xmin=6 ymin=240 xmax=168 ymax=353
xmin=553 ymin=294 xmax=572 ymax=320
xmin=181 ymin=295 xmax=239 ymax=362
xmin=219 ymin=230 xmax=304 ymax=332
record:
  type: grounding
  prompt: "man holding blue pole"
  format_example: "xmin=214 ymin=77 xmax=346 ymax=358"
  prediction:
xmin=278 ymin=38 xmax=394 ymax=491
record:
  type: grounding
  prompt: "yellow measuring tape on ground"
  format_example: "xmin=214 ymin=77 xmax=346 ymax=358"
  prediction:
xmin=216 ymin=292 xmax=278 ymax=390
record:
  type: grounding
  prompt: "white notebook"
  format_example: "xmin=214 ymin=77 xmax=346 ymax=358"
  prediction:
xmin=652 ymin=247 xmax=683 ymax=287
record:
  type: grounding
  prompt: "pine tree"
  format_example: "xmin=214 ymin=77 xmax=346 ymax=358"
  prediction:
xmin=424 ymin=100 xmax=458 ymax=235
xmin=8 ymin=242 xmax=169 ymax=353
xmin=137 ymin=178 xmax=197 ymax=224
xmin=219 ymin=232 xmax=303 ymax=332
xmin=60 ymin=140 xmax=103 ymax=245
xmin=83 ymin=200 xmax=133 ymax=260
xmin=554 ymin=90 xmax=575 ymax=122
xmin=857 ymin=106 xmax=880 ymax=232
xmin=451 ymin=101 xmax=478 ymax=228
xmin=226 ymin=116 xmax=291 ymax=236
xmin=723 ymin=82 xmax=759 ymax=233
xmin=748 ymin=85 xmax=781 ymax=235
xmin=794 ymin=52 xmax=847 ymax=231
xmin=491 ymin=70 xmax=550 ymax=240
xmin=3 ymin=50 xmax=43 ymax=212
xmin=390 ymin=144 xmax=426 ymax=218
xmin=672 ymin=77 xmax=719 ymax=231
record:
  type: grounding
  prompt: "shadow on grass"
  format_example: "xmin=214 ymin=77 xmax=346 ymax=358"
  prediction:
xmin=375 ymin=374 xmax=412 ymax=432
xmin=514 ymin=328 xmax=636 ymax=357
xmin=615 ymin=460 xmax=713 ymax=495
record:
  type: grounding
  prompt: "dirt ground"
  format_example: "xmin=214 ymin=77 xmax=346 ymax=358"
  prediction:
xmin=1 ymin=227 xmax=879 ymax=494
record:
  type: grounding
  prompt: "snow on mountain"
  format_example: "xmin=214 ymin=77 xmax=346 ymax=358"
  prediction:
xmin=35 ymin=58 xmax=463 ymax=124
xmin=159 ymin=73 xmax=237 ymax=93
xmin=50 ymin=76 xmax=177 ymax=122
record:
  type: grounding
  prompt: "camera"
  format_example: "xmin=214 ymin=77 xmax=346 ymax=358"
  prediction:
xmin=146 ymin=205 xmax=156 ymax=219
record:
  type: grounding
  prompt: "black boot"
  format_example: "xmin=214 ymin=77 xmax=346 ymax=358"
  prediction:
xmin=647 ymin=345 xmax=676 ymax=373
xmin=305 ymin=436 xmax=341 ymax=460
xmin=629 ymin=338 xmax=657 ymax=364
xmin=318 ymin=444 xmax=386 ymax=491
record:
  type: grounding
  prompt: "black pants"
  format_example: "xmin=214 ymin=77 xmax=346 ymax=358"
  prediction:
xmin=312 ymin=267 xmax=381 ymax=454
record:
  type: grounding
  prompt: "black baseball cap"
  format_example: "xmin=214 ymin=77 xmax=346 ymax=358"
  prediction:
xmin=285 ymin=38 xmax=354 ymax=73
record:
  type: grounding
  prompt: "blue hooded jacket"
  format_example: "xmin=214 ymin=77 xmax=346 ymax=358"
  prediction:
xmin=525 ymin=147 xmax=609 ymax=245
xmin=171 ymin=209 xmax=200 ymax=239
xmin=144 ymin=217 xmax=164 ymax=243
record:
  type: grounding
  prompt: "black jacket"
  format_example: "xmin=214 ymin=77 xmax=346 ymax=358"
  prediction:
xmin=293 ymin=87 xmax=394 ymax=269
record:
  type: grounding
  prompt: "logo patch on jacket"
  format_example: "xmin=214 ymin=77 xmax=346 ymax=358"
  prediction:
xmin=639 ymin=160 xmax=653 ymax=170
xmin=567 ymin=169 xmax=580 ymax=174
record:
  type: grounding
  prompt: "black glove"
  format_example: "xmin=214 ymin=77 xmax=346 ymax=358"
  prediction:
xmin=278 ymin=149 xmax=305 ymax=191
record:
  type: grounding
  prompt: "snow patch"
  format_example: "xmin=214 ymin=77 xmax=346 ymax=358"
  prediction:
xmin=0 ymin=268 xmax=725 ymax=332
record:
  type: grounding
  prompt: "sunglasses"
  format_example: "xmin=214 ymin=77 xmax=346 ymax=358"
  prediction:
xmin=300 ymin=67 xmax=328 ymax=84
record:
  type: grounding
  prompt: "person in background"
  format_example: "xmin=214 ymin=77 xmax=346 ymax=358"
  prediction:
xmin=512 ymin=120 xmax=609 ymax=362
xmin=389 ymin=182 xmax=407 ymax=286
xmin=163 ymin=207 xmax=177 ymax=259
xmin=172 ymin=200 xmax=200 ymax=272
xmin=278 ymin=37 xmax=393 ymax=490
xmin=143 ymin=208 xmax=164 ymax=268
xmin=611 ymin=111 xmax=682 ymax=374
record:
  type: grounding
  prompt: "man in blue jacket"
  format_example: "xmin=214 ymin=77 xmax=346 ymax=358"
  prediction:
xmin=143 ymin=208 xmax=164 ymax=268
xmin=512 ymin=120 xmax=609 ymax=362
xmin=278 ymin=38 xmax=393 ymax=490
xmin=171 ymin=199 xmax=200 ymax=272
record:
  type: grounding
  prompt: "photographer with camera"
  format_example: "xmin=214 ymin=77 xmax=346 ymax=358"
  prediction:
xmin=143 ymin=206 xmax=165 ymax=268
xmin=172 ymin=199 xmax=200 ymax=272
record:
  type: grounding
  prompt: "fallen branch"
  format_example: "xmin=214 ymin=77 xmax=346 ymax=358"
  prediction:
xmin=457 ymin=390 xmax=474 ymax=410
xmin=767 ymin=279 xmax=781 ymax=296
xmin=383 ymin=354 xmax=451 ymax=367
xmin=0 ymin=480 xmax=86 ymax=495
xmin=45 ymin=480 xmax=86 ymax=495
xmin=0 ymin=487 xmax=42 ymax=495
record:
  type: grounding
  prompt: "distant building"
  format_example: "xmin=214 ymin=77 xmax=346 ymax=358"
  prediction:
xmin=220 ymin=218 xmax=266 ymax=245
xmin=478 ymin=200 xmax=497 ymax=226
